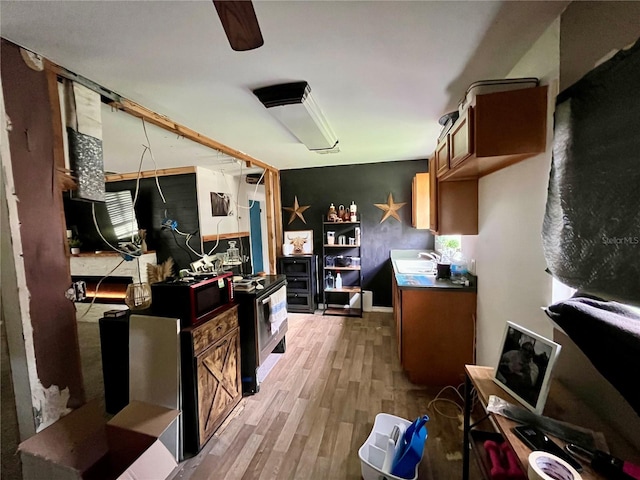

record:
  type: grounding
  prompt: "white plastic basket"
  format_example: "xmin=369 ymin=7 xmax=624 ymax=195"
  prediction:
xmin=358 ymin=413 xmax=419 ymax=480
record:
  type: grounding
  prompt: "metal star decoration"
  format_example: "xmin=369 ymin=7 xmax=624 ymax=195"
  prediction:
xmin=374 ymin=192 xmax=407 ymax=223
xmin=283 ymin=196 xmax=310 ymax=225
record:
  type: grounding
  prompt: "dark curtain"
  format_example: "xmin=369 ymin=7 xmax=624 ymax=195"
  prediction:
xmin=543 ymin=37 xmax=640 ymax=306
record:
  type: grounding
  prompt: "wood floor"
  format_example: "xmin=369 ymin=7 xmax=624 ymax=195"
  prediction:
xmin=169 ymin=312 xmax=481 ymax=480
xmin=2 ymin=311 xmax=482 ymax=479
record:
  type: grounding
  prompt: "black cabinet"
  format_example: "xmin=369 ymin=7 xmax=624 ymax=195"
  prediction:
xmin=98 ymin=311 xmax=131 ymax=415
xmin=278 ymin=255 xmax=317 ymax=313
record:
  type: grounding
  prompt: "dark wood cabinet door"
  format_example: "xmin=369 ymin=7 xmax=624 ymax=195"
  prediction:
xmin=196 ymin=328 xmax=241 ymax=447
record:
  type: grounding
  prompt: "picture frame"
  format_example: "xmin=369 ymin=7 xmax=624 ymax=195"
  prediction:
xmin=283 ymin=230 xmax=313 ymax=255
xmin=493 ymin=321 xmax=561 ymax=414
xmin=210 ymin=192 xmax=231 ymax=217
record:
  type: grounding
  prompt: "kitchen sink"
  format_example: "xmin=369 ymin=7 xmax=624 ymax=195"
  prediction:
xmin=394 ymin=259 xmax=436 ymax=275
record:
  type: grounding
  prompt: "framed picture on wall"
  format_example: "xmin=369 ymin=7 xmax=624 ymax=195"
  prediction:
xmin=284 ymin=230 xmax=313 ymax=255
xmin=493 ymin=321 xmax=561 ymax=413
xmin=210 ymin=192 xmax=230 ymax=217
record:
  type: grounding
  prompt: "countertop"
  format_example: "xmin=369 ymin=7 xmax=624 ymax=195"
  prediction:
xmin=390 ymin=249 xmax=477 ymax=291
xmin=233 ymin=274 xmax=287 ymax=298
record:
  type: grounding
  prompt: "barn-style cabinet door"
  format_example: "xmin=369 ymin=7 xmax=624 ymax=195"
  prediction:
xmin=195 ymin=327 xmax=241 ymax=448
xmin=181 ymin=304 xmax=242 ymax=454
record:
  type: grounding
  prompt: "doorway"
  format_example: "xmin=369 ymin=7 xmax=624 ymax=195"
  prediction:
xmin=249 ymin=201 xmax=264 ymax=273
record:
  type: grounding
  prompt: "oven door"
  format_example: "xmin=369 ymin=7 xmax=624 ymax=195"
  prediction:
xmin=255 ymin=285 xmax=288 ymax=365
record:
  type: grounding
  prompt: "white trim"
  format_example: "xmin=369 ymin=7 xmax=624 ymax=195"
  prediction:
xmin=1 ymin=74 xmax=37 ymax=438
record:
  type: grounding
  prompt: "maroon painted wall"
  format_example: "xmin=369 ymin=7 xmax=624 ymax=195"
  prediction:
xmin=1 ymin=40 xmax=85 ymax=411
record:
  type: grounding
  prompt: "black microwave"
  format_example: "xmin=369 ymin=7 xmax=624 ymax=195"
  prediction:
xmin=150 ymin=272 xmax=234 ymax=328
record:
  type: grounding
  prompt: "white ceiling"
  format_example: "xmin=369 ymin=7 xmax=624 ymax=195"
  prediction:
xmin=1 ymin=0 xmax=568 ymax=175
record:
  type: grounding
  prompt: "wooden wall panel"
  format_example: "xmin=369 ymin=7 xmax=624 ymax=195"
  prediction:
xmin=1 ymin=39 xmax=85 ymax=410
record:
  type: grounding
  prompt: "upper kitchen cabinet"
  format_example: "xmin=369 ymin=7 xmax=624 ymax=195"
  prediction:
xmin=435 ymin=136 xmax=450 ymax=177
xmin=437 ymin=86 xmax=548 ymax=181
xmin=428 ymin=157 xmax=478 ymax=235
xmin=411 ymin=172 xmax=430 ymax=229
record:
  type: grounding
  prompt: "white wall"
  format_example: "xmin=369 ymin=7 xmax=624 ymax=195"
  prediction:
xmin=196 ymin=166 xmax=248 ymax=238
xmin=196 ymin=166 xmax=272 ymax=273
xmin=475 ymin=19 xmax=560 ymax=367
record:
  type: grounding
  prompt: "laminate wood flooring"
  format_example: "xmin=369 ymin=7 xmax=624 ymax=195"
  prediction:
xmin=169 ymin=312 xmax=481 ymax=480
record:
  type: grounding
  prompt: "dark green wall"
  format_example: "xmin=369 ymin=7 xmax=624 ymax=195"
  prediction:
xmin=280 ymin=159 xmax=434 ymax=307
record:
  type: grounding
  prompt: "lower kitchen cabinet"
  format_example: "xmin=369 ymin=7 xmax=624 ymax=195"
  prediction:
xmin=181 ymin=304 xmax=241 ymax=454
xmin=393 ymin=282 xmax=476 ymax=386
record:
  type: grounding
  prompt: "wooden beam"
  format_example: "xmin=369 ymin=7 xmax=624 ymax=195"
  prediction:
xmin=273 ymin=170 xmax=283 ymax=259
xmin=105 ymin=166 xmax=196 ymax=182
xmin=110 ymin=98 xmax=278 ymax=173
xmin=202 ymin=232 xmax=249 ymax=243
xmin=264 ymin=170 xmax=277 ymax=273
xmin=44 ymin=58 xmax=278 ymax=174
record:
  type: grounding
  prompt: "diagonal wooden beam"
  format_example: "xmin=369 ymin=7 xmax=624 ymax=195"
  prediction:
xmin=110 ymin=98 xmax=277 ymax=173
xmin=43 ymin=57 xmax=278 ymax=173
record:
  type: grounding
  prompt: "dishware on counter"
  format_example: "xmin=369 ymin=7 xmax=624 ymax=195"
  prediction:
xmin=338 ymin=235 xmax=347 ymax=245
xmin=349 ymin=237 xmax=356 ymax=245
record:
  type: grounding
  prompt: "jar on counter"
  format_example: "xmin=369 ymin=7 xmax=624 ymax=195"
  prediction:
xmin=450 ymin=251 xmax=468 ymax=284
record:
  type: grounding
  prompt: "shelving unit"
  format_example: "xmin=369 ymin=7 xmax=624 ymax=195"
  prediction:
xmin=322 ymin=220 xmax=363 ymax=317
xmin=277 ymin=255 xmax=317 ymax=313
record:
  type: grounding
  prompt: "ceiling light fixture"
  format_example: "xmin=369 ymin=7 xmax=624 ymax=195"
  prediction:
xmin=253 ymin=82 xmax=338 ymax=151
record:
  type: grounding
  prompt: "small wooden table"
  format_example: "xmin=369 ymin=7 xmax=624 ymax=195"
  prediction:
xmin=463 ymin=365 xmax=639 ymax=480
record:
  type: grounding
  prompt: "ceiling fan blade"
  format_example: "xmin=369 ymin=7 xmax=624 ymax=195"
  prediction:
xmin=213 ymin=0 xmax=264 ymax=51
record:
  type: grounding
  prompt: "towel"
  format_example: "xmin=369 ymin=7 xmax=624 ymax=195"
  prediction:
xmin=545 ymin=295 xmax=640 ymax=415
xmin=269 ymin=285 xmax=287 ymax=335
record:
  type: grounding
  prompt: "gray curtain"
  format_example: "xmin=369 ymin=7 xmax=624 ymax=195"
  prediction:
xmin=542 ymin=38 xmax=640 ymax=307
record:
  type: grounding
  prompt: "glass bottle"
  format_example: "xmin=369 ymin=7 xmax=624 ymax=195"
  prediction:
xmin=325 ymin=271 xmax=335 ymax=289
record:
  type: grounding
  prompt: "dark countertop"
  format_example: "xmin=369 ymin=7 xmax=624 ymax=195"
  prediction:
xmin=233 ymin=274 xmax=287 ymax=298
xmin=390 ymin=249 xmax=477 ymax=292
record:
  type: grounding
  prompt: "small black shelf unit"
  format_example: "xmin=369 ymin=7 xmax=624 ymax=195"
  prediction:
xmin=277 ymin=255 xmax=318 ymax=313
xmin=322 ymin=220 xmax=362 ymax=317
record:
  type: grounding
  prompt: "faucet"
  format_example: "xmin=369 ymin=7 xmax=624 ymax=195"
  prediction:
xmin=418 ymin=252 xmax=440 ymax=262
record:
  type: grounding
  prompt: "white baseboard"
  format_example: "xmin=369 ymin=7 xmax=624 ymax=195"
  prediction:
xmin=371 ymin=306 xmax=393 ymax=313
xmin=317 ymin=303 xmax=392 ymax=313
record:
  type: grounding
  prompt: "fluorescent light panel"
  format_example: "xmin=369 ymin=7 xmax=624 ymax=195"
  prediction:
xmin=253 ymin=82 xmax=338 ymax=151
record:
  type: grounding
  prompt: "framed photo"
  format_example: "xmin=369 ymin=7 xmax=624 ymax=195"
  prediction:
xmin=211 ymin=192 xmax=231 ymax=217
xmin=493 ymin=321 xmax=561 ymax=414
xmin=284 ymin=230 xmax=313 ymax=255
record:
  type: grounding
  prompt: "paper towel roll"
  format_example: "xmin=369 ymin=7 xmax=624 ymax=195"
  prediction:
xmin=528 ymin=451 xmax=582 ymax=480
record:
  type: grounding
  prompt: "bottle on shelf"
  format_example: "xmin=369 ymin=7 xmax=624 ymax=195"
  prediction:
xmin=350 ymin=201 xmax=357 ymax=222
xmin=335 ymin=272 xmax=342 ymax=289
xmin=325 ymin=271 xmax=335 ymax=289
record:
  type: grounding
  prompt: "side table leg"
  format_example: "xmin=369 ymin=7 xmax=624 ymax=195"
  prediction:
xmin=462 ymin=373 xmax=472 ymax=480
